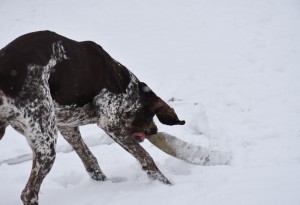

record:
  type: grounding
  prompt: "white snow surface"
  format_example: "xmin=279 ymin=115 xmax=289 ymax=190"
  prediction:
xmin=1 ymin=0 xmax=300 ymax=204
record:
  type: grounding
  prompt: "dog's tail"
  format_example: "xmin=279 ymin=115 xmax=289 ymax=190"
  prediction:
xmin=46 ymin=41 xmax=68 ymax=72
xmin=52 ymin=41 xmax=68 ymax=62
xmin=28 ymin=41 xmax=68 ymax=81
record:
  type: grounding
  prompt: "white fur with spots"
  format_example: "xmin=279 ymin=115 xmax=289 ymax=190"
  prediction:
xmin=0 ymin=41 xmax=171 ymax=205
xmin=0 ymin=42 xmax=68 ymax=205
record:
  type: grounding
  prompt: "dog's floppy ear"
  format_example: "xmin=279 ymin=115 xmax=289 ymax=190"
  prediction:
xmin=139 ymin=82 xmax=185 ymax=126
xmin=151 ymin=97 xmax=185 ymax=126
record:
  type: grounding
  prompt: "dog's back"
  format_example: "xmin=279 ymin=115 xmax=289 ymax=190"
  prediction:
xmin=0 ymin=31 xmax=60 ymax=97
xmin=0 ymin=31 xmax=131 ymax=106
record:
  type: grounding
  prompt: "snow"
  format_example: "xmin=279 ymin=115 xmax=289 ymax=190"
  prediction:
xmin=1 ymin=0 xmax=300 ymax=204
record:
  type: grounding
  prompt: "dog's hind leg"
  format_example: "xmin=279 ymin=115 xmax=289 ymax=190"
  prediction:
xmin=107 ymin=133 xmax=172 ymax=185
xmin=13 ymin=41 xmax=69 ymax=205
xmin=20 ymin=126 xmax=57 ymax=205
xmin=2 ymin=89 xmax=57 ymax=205
xmin=58 ymin=126 xmax=107 ymax=181
xmin=11 ymin=99 xmax=58 ymax=205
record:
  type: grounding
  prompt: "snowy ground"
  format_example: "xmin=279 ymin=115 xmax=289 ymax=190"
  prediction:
xmin=1 ymin=0 xmax=300 ymax=204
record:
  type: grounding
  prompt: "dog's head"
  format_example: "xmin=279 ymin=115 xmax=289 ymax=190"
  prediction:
xmin=119 ymin=82 xmax=185 ymax=142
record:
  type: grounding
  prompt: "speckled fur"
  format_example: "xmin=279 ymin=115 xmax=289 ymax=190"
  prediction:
xmin=94 ymin=73 xmax=141 ymax=135
xmin=0 ymin=42 xmax=67 ymax=205
xmin=94 ymin=74 xmax=171 ymax=184
xmin=0 ymin=40 xmax=172 ymax=205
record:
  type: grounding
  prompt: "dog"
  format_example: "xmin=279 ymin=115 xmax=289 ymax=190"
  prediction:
xmin=0 ymin=31 xmax=185 ymax=205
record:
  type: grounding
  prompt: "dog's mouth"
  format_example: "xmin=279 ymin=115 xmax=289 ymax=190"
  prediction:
xmin=131 ymin=122 xmax=158 ymax=143
xmin=132 ymin=132 xmax=146 ymax=142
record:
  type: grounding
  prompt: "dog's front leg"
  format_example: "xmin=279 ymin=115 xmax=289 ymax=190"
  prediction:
xmin=108 ymin=133 xmax=172 ymax=185
xmin=58 ymin=126 xmax=107 ymax=181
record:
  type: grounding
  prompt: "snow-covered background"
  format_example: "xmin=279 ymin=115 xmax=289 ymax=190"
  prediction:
xmin=1 ymin=0 xmax=300 ymax=204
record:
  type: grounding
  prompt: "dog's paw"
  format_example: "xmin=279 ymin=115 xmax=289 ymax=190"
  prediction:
xmin=148 ymin=171 xmax=172 ymax=185
xmin=89 ymin=170 xmax=108 ymax=181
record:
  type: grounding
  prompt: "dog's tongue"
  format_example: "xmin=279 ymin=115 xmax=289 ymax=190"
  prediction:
xmin=132 ymin=132 xmax=146 ymax=142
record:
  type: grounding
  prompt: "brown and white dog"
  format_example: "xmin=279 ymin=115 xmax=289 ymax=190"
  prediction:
xmin=0 ymin=31 xmax=185 ymax=205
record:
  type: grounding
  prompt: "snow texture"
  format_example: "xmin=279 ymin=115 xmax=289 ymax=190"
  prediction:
xmin=0 ymin=0 xmax=300 ymax=205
